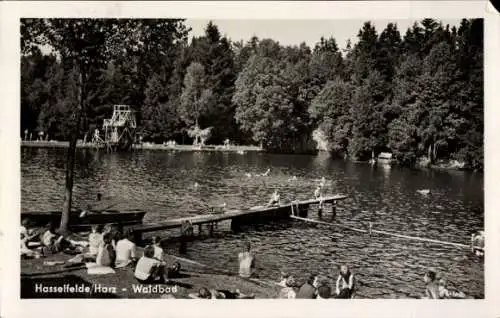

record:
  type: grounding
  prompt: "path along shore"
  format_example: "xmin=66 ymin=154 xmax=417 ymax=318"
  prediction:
xmin=21 ymin=140 xmax=263 ymax=153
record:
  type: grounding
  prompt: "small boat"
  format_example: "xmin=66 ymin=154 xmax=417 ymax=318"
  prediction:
xmin=21 ymin=209 xmax=147 ymax=229
xmin=377 ymin=152 xmax=394 ymax=165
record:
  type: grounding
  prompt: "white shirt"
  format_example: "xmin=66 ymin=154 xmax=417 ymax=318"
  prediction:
xmin=336 ymin=273 xmax=354 ymax=295
xmin=134 ymin=257 xmax=161 ymax=281
xmin=238 ymin=251 xmax=255 ymax=278
xmin=42 ymin=230 xmax=56 ymax=246
xmin=88 ymin=232 xmax=103 ymax=255
xmin=21 ymin=226 xmax=27 ymax=237
xmin=115 ymin=239 xmax=136 ymax=262
xmin=153 ymin=245 xmax=163 ymax=260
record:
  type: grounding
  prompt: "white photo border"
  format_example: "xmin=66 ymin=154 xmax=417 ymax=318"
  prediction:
xmin=1 ymin=1 xmax=498 ymax=318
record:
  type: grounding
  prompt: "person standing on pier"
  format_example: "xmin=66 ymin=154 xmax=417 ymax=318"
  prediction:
xmin=238 ymin=242 xmax=255 ymax=278
xmin=267 ymin=190 xmax=281 ymax=207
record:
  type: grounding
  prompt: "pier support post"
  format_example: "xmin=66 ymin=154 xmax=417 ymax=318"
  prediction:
xmin=298 ymin=207 xmax=308 ymax=218
xmin=332 ymin=201 xmax=337 ymax=220
xmin=231 ymin=219 xmax=241 ymax=232
xmin=209 ymin=222 xmax=214 ymax=236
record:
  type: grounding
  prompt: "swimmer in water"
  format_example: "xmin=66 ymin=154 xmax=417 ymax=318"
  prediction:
xmin=319 ymin=177 xmax=327 ymax=188
xmin=261 ymin=168 xmax=271 ymax=177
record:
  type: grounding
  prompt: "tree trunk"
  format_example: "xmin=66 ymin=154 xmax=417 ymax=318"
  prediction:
xmin=59 ymin=69 xmax=84 ymax=234
xmin=428 ymin=144 xmax=433 ymax=163
xmin=433 ymin=143 xmax=438 ymax=162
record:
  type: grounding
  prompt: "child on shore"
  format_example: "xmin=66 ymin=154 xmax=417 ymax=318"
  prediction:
xmin=96 ymin=232 xmax=116 ymax=267
xmin=423 ymin=270 xmax=439 ymax=299
xmin=41 ymin=225 xmax=71 ymax=254
xmin=279 ymin=275 xmax=297 ymax=299
xmin=115 ymin=229 xmax=137 ymax=268
xmin=335 ymin=265 xmax=356 ymax=298
xmin=88 ymin=224 xmax=104 ymax=257
xmin=134 ymin=245 xmax=166 ymax=283
xmin=152 ymin=236 xmax=163 ymax=261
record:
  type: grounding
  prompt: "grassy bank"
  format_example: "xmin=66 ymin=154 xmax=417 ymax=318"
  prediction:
xmin=21 ymin=246 xmax=280 ymax=299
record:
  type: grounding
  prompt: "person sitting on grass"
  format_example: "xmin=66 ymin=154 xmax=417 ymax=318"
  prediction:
xmin=471 ymin=231 xmax=484 ymax=257
xmin=134 ymin=245 xmax=166 ymax=284
xmin=422 ymin=270 xmax=439 ymax=299
xmin=317 ymin=284 xmax=332 ymax=299
xmin=279 ymin=275 xmax=297 ymax=299
xmin=41 ymin=224 xmax=72 ymax=254
xmin=167 ymin=262 xmax=182 ymax=279
xmin=88 ymin=224 xmax=104 ymax=257
xmin=21 ymin=232 xmax=41 ymax=258
xmin=152 ymin=235 xmax=163 ymax=261
xmin=278 ymin=272 xmax=290 ymax=287
xmin=190 ymin=287 xmax=255 ymax=299
xmin=313 ymin=276 xmax=331 ymax=299
xmin=296 ymin=274 xmax=317 ymax=299
xmin=335 ymin=265 xmax=356 ymax=298
xmin=115 ymin=229 xmax=137 ymax=268
xmin=96 ymin=232 xmax=116 ymax=267
xmin=103 ymin=223 xmax=122 ymax=248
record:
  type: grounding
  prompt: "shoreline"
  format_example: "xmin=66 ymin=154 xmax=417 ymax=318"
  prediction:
xmin=20 ymin=140 xmax=263 ymax=153
xmin=21 ymin=245 xmax=280 ymax=299
xmin=21 ymin=141 xmax=481 ymax=172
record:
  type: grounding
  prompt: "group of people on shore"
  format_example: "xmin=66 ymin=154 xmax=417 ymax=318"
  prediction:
xmin=238 ymin=241 xmax=355 ymax=299
xmin=237 ymin=241 xmax=473 ymax=299
xmin=21 ymin=221 xmax=182 ymax=284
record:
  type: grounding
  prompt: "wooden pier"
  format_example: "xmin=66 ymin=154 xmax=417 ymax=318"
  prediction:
xmin=131 ymin=194 xmax=348 ymax=242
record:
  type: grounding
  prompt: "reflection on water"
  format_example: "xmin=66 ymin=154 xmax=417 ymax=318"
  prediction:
xmin=21 ymin=147 xmax=484 ymax=298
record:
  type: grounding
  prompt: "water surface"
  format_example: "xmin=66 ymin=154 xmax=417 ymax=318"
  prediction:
xmin=21 ymin=147 xmax=484 ymax=298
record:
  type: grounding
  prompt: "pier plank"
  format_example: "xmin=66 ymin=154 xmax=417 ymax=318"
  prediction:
xmin=131 ymin=194 xmax=348 ymax=234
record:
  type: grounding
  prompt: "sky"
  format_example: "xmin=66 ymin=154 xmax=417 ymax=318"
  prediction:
xmin=185 ymin=19 xmax=463 ymax=50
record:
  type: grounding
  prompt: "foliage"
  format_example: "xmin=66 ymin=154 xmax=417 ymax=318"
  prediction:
xmin=21 ymin=19 xmax=484 ymax=170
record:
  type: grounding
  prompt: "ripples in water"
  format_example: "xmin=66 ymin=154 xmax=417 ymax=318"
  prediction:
xmin=21 ymin=148 xmax=484 ymax=298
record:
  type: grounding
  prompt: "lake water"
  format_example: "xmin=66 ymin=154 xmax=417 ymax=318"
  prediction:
xmin=21 ymin=147 xmax=484 ymax=298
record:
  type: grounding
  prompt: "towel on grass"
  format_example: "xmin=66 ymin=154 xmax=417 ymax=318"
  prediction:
xmin=43 ymin=261 xmax=65 ymax=266
xmin=115 ymin=260 xmax=132 ymax=268
xmin=86 ymin=262 xmax=115 ymax=275
xmin=67 ymin=254 xmax=84 ymax=263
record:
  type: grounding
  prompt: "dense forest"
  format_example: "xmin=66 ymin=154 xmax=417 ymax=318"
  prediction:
xmin=21 ymin=18 xmax=483 ymax=170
